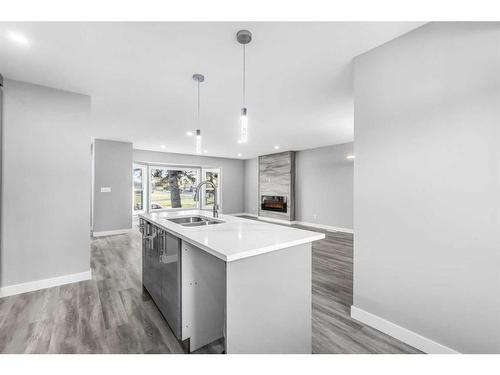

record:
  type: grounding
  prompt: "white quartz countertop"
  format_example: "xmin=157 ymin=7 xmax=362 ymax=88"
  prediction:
xmin=138 ymin=210 xmax=325 ymax=262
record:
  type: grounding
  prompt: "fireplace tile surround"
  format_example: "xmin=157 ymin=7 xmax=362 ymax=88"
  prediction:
xmin=258 ymin=151 xmax=295 ymax=221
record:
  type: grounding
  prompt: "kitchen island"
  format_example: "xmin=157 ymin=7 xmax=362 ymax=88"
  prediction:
xmin=138 ymin=210 xmax=325 ymax=354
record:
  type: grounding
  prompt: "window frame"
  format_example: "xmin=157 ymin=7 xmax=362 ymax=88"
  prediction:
xmin=201 ymin=168 xmax=222 ymax=212
xmin=132 ymin=163 xmax=148 ymax=215
xmin=132 ymin=162 xmax=223 ymax=214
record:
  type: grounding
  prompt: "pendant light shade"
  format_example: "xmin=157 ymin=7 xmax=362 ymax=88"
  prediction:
xmin=195 ymin=129 xmax=202 ymax=154
xmin=237 ymin=30 xmax=252 ymax=143
xmin=240 ymin=107 xmax=248 ymax=143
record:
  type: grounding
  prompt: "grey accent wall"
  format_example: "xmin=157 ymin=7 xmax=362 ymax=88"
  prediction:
xmin=244 ymin=158 xmax=258 ymax=216
xmin=295 ymin=143 xmax=353 ymax=229
xmin=353 ymin=22 xmax=500 ymax=353
xmin=93 ymin=139 xmax=133 ymax=233
xmin=244 ymin=143 xmax=354 ymax=230
xmin=1 ymin=79 xmax=91 ymax=287
xmin=133 ymin=149 xmax=244 ymax=214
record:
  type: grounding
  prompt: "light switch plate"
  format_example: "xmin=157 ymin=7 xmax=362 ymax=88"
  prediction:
xmin=100 ymin=187 xmax=111 ymax=193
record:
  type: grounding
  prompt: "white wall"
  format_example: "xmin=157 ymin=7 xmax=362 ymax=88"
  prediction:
xmin=1 ymin=79 xmax=91 ymax=289
xmin=133 ymin=149 xmax=245 ymax=214
xmin=353 ymin=22 xmax=500 ymax=353
xmin=244 ymin=158 xmax=258 ymax=216
xmin=244 ymin=143 xmax=354 ymax=230
xmin=93 ymin=139 xmax=133 ymax=233
xmin=295 ymin=143 xmax=353 ymax=229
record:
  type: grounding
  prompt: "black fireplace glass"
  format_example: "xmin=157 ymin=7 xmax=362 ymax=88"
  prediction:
xmin=261 ymin=195 xmax=288 ymax=213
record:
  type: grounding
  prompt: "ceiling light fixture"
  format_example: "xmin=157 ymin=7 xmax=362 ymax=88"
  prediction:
xmin=203 ymin=150 xmax=208 ymax=154
xmin=236 ymin=30 xmax=252 ymax=143
xmin=237 ymin=153 xmax=242 ymax=157
xmin=186 ymin=131 xmax=194 ymax=137
xmin=192 ymin=73 xmax=205 ymax=154
xmin=346 ymin=155 xmax=355 ymax=160
xmin=7 ymin=31 xmax=29 ymax=46
xmin=160 ymin=144 xmax=166 ymax=149
xmin=274 ymin=145 xmax=280 ymax=150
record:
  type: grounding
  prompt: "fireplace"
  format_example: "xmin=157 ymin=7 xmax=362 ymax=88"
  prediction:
xmin=259 ymin=151 xmax=295 ymax=220
xmin=261 ymin=195 xmax=288 ymax=213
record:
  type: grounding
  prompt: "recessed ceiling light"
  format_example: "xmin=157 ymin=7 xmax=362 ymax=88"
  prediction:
xmin=160 ymin=144 xmax=166 ymax=149
xmin=237 ymin=153 xmax=242 ymax=157
xmin=203 ymin=150 xmax=208 ymax=153
xmin=7 ymin=31 xmax=29 ymax=46
xmin=274 ymin=145 xmax=280 ymax=150
xmin=346 ymin=155 xmax=355 ymax=160
xmin=186 ymin=131 xmax=194 ymax=137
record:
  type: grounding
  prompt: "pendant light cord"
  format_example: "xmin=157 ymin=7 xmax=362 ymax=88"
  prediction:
xmin=242 ymin=44 xmax=246 ymax=107
xmin=197 ymin=79 xmax=200 ymax=125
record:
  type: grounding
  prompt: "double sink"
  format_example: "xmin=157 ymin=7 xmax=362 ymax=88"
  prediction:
xmin=167 ymin=215 xmax=225 ymax=227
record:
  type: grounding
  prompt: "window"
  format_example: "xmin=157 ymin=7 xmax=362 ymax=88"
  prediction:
xmin=202 ymin=168 xmax=221 ymax=210
xmin=133 ymin=164 xmax=222 ymax=213
xmin=150 ymin=166 xmax=200 ymax=211
xmin=133 ymin=164 xmax=147 ymax=214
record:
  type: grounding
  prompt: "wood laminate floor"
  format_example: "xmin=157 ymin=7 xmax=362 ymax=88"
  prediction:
xmin=0 ymin=218 xmax=421 ymax=354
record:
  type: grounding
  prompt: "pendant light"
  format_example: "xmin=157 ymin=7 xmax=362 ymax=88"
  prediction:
xmin=195 ymin=129 xmax=202 ymax=155
xmin=192 ymin=73 xmax=204 ymax=154
xmin=236 ymin=30 xmax=252 ymax=143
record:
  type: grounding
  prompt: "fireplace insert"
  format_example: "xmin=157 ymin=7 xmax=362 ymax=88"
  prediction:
xmin=261 ymin=195 xmax=287 ymax=213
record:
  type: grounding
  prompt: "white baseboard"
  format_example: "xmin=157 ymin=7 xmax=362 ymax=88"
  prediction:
xmin=229 ymin=212 xmax=257 ymax=217
xmin=0 ymin=270 xmax=92 ymax=298
xmin=92 ymin=228 xmax=131 ymax=237
xmin=350 ymin=305 xmax=459 ymax=354
xmin=257 ymin=216 xmax=296 ymax=225
xmin=294 ymin=221 xmax=354 ymax=234
xmin=234 ymin=213 xmax=354 ymax=234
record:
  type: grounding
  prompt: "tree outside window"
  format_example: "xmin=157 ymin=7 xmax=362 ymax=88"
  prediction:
xmin=150 ymin=168 xmax=199 ymax=210
xmin=133 ymin=168 xmax=143 ymax=211
xmin=204 ymin=171 xmax=219 ymax=207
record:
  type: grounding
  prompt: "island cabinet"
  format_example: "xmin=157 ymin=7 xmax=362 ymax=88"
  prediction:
xmin=139 ymin=211 xmax=323 ymax=354
xmin=180 ymin=241 xmax=226 ymax=352
xmin=139 ymin=218 xmax=225 ymax=353
xmin=224 ymin=242 xmax=312 ymax=354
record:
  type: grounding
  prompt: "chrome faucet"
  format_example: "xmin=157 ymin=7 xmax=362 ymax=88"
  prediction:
xmin=193 ymin=180 xmax=219 ymax=218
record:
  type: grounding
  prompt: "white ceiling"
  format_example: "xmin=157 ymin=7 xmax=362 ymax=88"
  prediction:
xmin=0 ymin=22 xmax=424 ymax=159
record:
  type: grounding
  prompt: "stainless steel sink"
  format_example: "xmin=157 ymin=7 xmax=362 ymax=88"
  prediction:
xmin=181 ymin=220 xmax=223 ymax=227
xmin=167 ymin=216 xmax=224 ymax=227
xmin=168 ymin=216 xmax=206 ymax=224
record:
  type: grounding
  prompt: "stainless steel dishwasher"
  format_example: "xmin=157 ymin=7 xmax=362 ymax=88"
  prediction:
xmin=160 ymin=231 xmax=181 ymax=338
xmin=140 ymin=219 xmax=182 ymax=340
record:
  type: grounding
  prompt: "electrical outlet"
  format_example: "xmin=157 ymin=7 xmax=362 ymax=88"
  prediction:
xmin=100 ymin=187 xmax=111 ymax=193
